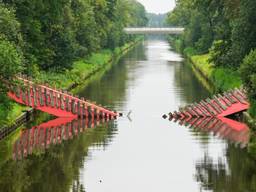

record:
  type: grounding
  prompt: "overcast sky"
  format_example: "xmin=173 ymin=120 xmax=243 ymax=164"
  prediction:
xmin=137 ymin=0 xmax=176 ymax=14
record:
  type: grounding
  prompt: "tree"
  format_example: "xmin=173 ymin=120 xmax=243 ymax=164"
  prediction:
xmin=0 ymin=4 xmax=23 ymax=118
xmin=229 ymin=0 xmax=256 ymax=68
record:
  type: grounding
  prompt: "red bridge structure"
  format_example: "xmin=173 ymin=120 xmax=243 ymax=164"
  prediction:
xmin=164 ymin=88 xmax=250 ymax=146
xmin=8 ymin=77 xmax=118 ymax=119
xmin=168 ymin=88 xmax=249 ymax=119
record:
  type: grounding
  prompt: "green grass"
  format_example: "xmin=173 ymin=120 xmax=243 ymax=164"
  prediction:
xmin=191 ymin=54 xmax=242 ymax=91
xmin=35 ymin=41 xmax=137 ymax=89
xmin=0 ymin=103 xmax=28 ymax=127
xmin=35 ymin=50 xmax=113 ymax=89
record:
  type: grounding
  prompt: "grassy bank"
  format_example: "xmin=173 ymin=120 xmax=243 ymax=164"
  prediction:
xmin=190 ymin=54 xmax=242 ymax=91
xmin=169 ymin=38 xmax=242 ymax=92
xmin=35 ymin=40 xmax=139 ymax=89
xmin=0 ymin=38 xmax=142 ymax=128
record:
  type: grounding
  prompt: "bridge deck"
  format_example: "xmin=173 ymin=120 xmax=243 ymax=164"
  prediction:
xmin=124 ymin=27 xmax=184 ymax=34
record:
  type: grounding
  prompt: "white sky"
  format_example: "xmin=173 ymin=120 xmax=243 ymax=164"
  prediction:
xmin=137 ymin=0 xmax=176 ymax=14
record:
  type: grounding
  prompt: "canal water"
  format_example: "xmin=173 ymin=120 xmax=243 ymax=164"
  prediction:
xmin=0 ymin=39 xmax=256 ymax=192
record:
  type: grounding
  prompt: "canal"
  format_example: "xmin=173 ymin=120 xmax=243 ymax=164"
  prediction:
xmin=0 ymin=39 xmax=256 ymax=192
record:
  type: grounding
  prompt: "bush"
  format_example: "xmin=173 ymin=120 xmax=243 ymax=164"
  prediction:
xmin=240 ymin=49 xmax=256 ymax=117
xmin=209 ymin=40 xmax=233 ymax=67
xmin=183 ymin=47 xmax=197 ymax=57
xmin=240 ymin=49 xmax=256 ymax=98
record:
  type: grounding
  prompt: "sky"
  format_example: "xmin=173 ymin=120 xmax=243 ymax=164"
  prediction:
xmin=137 ymin=0 xmax=176 ymax=14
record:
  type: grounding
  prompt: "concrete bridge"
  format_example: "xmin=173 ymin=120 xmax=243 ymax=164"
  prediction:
xmin=124 ymin=27 xmax=184 ymax=35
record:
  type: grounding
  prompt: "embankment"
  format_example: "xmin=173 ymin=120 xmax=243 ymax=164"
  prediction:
xmin=170 ymin=39 xmax=242 ymax=92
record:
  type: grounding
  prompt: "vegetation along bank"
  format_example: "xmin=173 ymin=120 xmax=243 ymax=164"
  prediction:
xmin=167 ymin=0 xmax=256 ymax=119
xmin=0 ymin=0 xmax=148 ymax=127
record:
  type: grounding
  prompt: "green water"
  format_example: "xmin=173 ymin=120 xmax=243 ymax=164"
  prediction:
xmin=0 ymin=39 xmax=255 ymax=192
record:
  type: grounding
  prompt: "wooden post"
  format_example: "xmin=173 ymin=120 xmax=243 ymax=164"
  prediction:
xmin=71 ymin=99 xmax=77 ymax=114
xmin=65 ymin=97 xmax=70 ymax=112
xmin=60 ymin=94 xmax=64 ymax=110
xmin=28 ymin=86 xmax=32 ymax=106
xmin=39 ymin=88 xmax=44 ymax=106
xmin=50 ymin=90 xmax=54 ymax=107
xmin=77 ymin=101 xmax=81 ymax=117
xmin=33 ymin=86 xmax=38 ymax=107
xmin=44 ymin=88 xmax=49 ymax=106
xmin=206 ymin=98 xmax=222 ymax=114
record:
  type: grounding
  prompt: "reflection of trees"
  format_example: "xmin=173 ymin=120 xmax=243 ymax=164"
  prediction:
xmin=174 ymin=61 xmax=211 ymax=104
xmin=78 ymin=43 xmax=146 ymax=108
xmin=172 ymin=60 xmax=212 ymax=144
xmin=0 ymin=121 xmax=117 ymax=192
xmin=195 ymin=145 xmax=256 ymax=192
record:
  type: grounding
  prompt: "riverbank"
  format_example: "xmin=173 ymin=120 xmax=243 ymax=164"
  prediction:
xmin=190 ymin=54 xmax=242 ymax=91
xmin=169 ymin=39 xmax=256 ymax=130
xmin=170 ymin=39 xmax=242 ymax=92
xmin=0 ymin=38 xmax=143 ymax=128
xmin=36 ymin=38 xmax=142 ymax=90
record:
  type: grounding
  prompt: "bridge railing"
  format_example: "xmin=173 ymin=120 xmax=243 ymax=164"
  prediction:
xmin=124 ymin=27 xmax=185 ymax=34
xmin=8 ymin=76 xmax=118 ymax=118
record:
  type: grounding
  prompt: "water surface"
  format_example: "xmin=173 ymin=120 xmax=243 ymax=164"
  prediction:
xmin=0 ymin=39 xmax=255 ymax=192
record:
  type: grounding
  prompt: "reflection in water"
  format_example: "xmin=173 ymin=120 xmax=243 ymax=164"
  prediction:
xmin=195 ymin=144 xmax=256 ymax=192
xmin=0 ymin=39 xmax=256 ymax=192
xmin=0 ymin=117 xmax=117 ymax=192
xmin=13 ymin=117 xmax=114 ymax=160
xmin=169 ymin=116 xmax=250 ymax=147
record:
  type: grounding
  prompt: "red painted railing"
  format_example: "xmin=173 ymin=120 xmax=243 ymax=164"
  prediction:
xmin=8 ymin=77 xmax=118 ymax=118
xmin=13 ymin=116 xmax=112 ymax=160
xmin=164 ymin=88 xmax=250 ymax=146
xmin=168 ymin=88 xmax=249 ymax=119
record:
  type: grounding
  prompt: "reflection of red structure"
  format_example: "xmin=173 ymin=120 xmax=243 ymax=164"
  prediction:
xmin=169 ymin=115 xmax=249 ymax=147
xmin=165 ymin=88 xmax=250 ymax=146
xmin=13 ymin=116 xmax=113 ymax=160
xmin=169 ymin=88 xmax=249 ymax=118
xmin=8 ymin=77 xmax=118 ymax=118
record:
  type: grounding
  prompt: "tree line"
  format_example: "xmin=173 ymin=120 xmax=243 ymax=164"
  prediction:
xmin=167 ymin=0 xmax=256 ymax=115
xmin=0 ymin=0 xmax=147 ymax=119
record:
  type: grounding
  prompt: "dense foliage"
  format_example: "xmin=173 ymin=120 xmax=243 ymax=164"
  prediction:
xmin=167 ymin=0 xmax=256 ymax=116
xmin=1 ymin=0 xmax=147 ymax=72
xmin=147 ymin=13 xmax=168 ymax=27
xmin=0 ymin=0 xmax=147 ymax=124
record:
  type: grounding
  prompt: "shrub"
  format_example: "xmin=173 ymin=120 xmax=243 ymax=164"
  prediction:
xmin=209 ymin=40 xmax=233 ymax=67
xmin=240 ymin=49 xmax=256 ymax=98
xmin=240 ymin=49 xmax=256 ymax=117
xmin=183 ymin=47 xmax=197 ymax=57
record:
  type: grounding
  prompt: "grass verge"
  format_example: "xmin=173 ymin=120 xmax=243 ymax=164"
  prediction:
xmin=190 ymin=54 xmax=242 ymax=91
